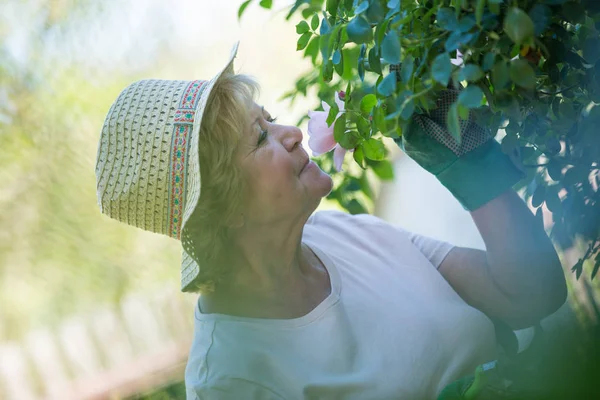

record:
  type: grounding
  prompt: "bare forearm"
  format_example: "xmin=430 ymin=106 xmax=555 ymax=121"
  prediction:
xmin=470 ymin=188 xmax=567 ymax=316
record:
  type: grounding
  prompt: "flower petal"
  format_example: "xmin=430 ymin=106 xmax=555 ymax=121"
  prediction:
xmin=321 ymin=101 xmax=330 ymax=113
xmin=308 ymin=132 xmax=337 ymax=156
xmin=333 ymin=145 xmax=348 ymax=172
xmin=307 ymin=111 xmax=334 ymax=137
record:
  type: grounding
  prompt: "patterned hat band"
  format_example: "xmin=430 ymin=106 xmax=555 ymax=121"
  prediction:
xmin=95 ymin=41 xmax=240 ymax=291
xmin=168 ymin=80 xmax=208 ymax=239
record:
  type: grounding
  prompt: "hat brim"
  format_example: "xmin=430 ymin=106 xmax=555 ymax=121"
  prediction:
xmin=179 ymin=41 xmax=240 ymax=292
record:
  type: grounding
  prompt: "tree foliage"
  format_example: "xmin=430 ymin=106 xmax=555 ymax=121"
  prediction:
xmin=242 ymin=0 xmax=600 ymax=279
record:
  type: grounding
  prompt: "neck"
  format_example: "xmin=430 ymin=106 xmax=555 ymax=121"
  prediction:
xmin=216 ymin=214 xmax=312 ymax=301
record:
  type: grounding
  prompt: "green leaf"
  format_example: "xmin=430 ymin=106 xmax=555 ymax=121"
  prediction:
xmin=475 ymin=0 xmax=485 ymax=26
xmin=332 ymin=49 xmax=342 ymax=65
xmin=458 ymin=64 xmax=484 ymax=82
xmin=297 ymin=32 xmax=312 ymax=50
xmin=437 ymin=8 xmax=458 ymax=31
xmin=445 ymin=31 xmax=474 ymax=52
xmin=432 ymin=53 xmax=452 ymax=86
xmin=510 ymin=59 xmax=536 ymax=89
xmin=320 ymin=17 xmax=331 ymax=35
xmin=296 ymin=21 xmax=310 ymax=34
xmin=326 ymin=0 xmax=340 ymax=19
xmin=353 ymin=145 xmax=366 ymax=169
xmin=532 ymin=183 xmax=546 ymax=208
xmin=326 ymin=101 xmax=340 ymax=126
xmin=333 ymin=113 xmax=347 ymax=143
xmin=347 ymin=16 xmax=373 ymax=44
xmin=529 ymin=4 xmax=551 ymax=36
xmin=381 ymin=31 xmax=401 ymax=65
xmin=400 ymin=55 xmax=414 ymax=83
xmin=547 ymin=161 xmax=563 ymax=181
xmin=320 ymin=32 xmax=331 ymax=60
xmin=346 ymin=198 xmax=368 ymax=215
xmin=322 ymin=61 xmax=334 ymax=82
xmin=583 ymin=38 xmax=600 ymax=64
xmin=238 ymin=0 xmax=252 ymax=20
xmin=492 ymin=61 xmax=510 ymax=89
xmin=396 ymin=90 xmax=415 ymax=120
xmin=482 ymin=52 xmax=496 ymax=72
xmin=356 ymin=115 xmax=370 ymax=136
xmin=366 ymin=0 xmax=385 ymax=22
xmin=458 ymin=103 xmax=469 ymax=120
xmin=259 ymin=0 xmax=272 ymax=9
xmin=545 ymin=189 xmax=561 ymax=213
xmin=360 ymin=94 xmax=378 ymax=115
xmin=504 ymin=8 xmax=534 ymax=45
xmin=495 ymin=92 xmax=521 ymax=122
xmin=387 ymin=0 xmax=400 ymax=8
xmin=368 ymin=47 xmax=382 ymax=74
xmin=447 ymin=103 xmax=462 ymax=144
xmin=310 ymin=14 xmax=320 ymax=31
xmin=338 ymin=130 xmax=362 ymax=149
xmin=458 ymin=85 xmax=484 ymax=108
xmin=375 ymin=18 xmax=391 ymax=46
xmin=370 ymin=159 xmax=394 ymax=180
xmin=377 ymin=72 xmax=397 ymax=97
xmin=304 ymin=36 xmax=320 ymax=64
xmin=501 ymin=132 xmax=519 ymax=154
xmin=373 ymin=105 xmax=386 ymax=133
xmin=355 ymin=0 xmax=369 ymax=14
xmin=362 ymin=138 xmax=386 ymax=160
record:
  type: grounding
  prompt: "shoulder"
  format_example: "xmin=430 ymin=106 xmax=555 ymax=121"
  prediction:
xmin=306 ymin=210 xmax=409 ymax=235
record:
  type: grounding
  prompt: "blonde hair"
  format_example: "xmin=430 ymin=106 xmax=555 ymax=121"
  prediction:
xmin=185 ymin=73 xmax=260 ymax=293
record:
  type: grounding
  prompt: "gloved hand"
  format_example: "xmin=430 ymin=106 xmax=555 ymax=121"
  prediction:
xmin=394 ymin=89 xmax=526 ymax=211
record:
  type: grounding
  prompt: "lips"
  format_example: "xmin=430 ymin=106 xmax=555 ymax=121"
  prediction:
xmin=300 ymin=157 xmax=309 ymax=174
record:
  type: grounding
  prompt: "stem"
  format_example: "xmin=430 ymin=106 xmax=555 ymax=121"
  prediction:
xmin=523 ymin=163 xmax=551 ymax=168
xmin=583 ymin=238 xmax=599 ymax=261
xmin=400 ymin=31 xmax=448 ymax=46
xmin=480 ymin=78 xmax=496 ymax=113
xmin=539 ymin=84 xmax=578 ymax=96
xmin=398 ymin=85 xmax=436 ymax=113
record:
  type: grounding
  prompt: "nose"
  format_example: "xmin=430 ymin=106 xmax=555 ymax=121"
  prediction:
xmin=280 ymin=124 xmax=304 ymax=152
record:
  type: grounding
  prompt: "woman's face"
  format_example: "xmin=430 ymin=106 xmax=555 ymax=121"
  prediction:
xmin=235 ymin=102 xmax=333 ymax=226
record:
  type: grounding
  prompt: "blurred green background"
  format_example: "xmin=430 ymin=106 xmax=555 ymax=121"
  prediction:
xmin=0 ymin=0 xmax=324 ymax=397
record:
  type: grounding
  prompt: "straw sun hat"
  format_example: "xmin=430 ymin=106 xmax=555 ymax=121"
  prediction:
xmin=95 ymin=42 xmax=240 ymax=292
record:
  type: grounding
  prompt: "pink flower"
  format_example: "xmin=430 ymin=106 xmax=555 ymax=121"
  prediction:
xmin=307 ymin=91 xmax=348 ymax=172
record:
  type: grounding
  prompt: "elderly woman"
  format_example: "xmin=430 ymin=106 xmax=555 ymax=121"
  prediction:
xmin=95 ymin=42 xmax=567 ymax=399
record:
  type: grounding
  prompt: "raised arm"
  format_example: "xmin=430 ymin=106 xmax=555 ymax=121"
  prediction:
xmin=438 ymin=188 xmax=567 ymax=330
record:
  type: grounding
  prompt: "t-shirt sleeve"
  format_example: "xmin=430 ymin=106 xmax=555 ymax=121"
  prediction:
xmin=311 ymin=210 xmax=455 ymax=270
xmin=189 ymin=378 xmax=285 ymax=400
xmin=404 ymin=229 xmax=455 ymax=270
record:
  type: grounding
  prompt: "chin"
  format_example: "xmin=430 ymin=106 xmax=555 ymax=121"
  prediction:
xmin=315 ymin=172 xmax=334 ymax=197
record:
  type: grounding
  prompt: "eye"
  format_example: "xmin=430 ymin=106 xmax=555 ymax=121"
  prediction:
xmin=257 ymin=127 xmax=268 ymax=146
xmin=256 ymin=115 xmax=277 ymax=147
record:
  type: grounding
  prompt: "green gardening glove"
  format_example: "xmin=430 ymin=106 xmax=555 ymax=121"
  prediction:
xmin=394 ymin=89 xmax=526 ymax=211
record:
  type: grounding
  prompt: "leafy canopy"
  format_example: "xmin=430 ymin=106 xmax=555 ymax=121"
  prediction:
xmin=241 ymin=0 xmax=600 ymax=279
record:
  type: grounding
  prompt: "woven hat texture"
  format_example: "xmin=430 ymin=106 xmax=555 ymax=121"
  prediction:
xmin=95 ymin=42 xmax=239 ymax=291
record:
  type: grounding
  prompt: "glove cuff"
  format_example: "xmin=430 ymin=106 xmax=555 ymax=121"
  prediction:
xmin=436 ymin=139 xmax=526 ymax=211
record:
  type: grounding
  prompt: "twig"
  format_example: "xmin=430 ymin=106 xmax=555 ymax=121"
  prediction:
xmin=539 ymin=84 xmax=578 ymax=96
xmin=481 ymin=78 xmax=496 ymax=113
xmin=523 ymin=163 xmax=551 ymax=168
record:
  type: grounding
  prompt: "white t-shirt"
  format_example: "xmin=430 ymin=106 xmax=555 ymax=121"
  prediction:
xmin=185 ymin=211 xmax=497 ymax=399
